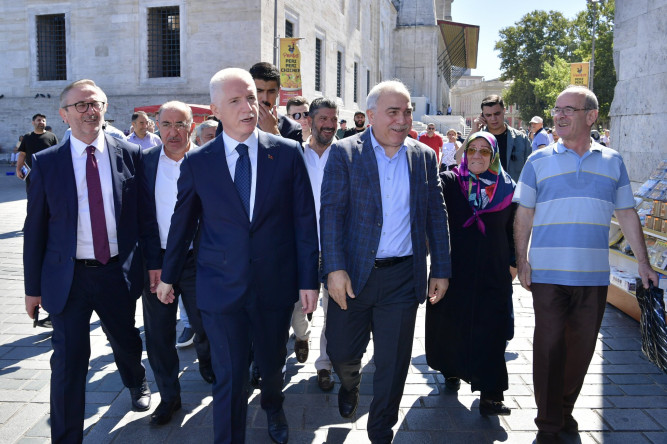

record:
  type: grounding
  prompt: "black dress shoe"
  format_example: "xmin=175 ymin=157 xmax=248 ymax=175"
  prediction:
xmin=535 ymin=431 xmax=559 ymax=443
xmin=266 ymin=409 xmax=289 ymax=444
xmin=150 ymin=398 xmax=182 ymax=426
xmin=317 ymin=369 xmax=334 ymax=392
xmin=200 ymin=363 xmax=216 ymax=384
xmin=479 ymin=399 xmax=511 ymax=416
xmin=444 ymin=376 xmax=461 ymax=391
xmin=562 ymin=414 xmax=578 ymax=433
xmin=129 ymin=379 xmax=151 ymax=411
xmin=338 ymin=386 xmax=359 ymax=419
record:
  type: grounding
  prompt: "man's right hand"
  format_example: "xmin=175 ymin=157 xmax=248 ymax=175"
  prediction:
xmin=472 ymin=115 xmax=486 ymax=133
xmin=327 ymin=270 xmax=355 ymax=310
xmin=517 ymin=262 xmax=532 ymax=292
xmin=155 ymin=281 xmax=175 ymax=304
xmin=16 ymin=166 xmax=25 ymax=179
xmin=257 ymin=103 xmax=280 ymax=135
xmin=25 ymin=295 xmax=41 ymax=318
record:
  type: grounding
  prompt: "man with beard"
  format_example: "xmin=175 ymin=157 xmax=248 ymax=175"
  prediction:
xmin=16 ymin=113 xmax=58 ymax=186
xmin=343 ymin=111 xmax=367 ymax=137
xmin=303 ymin=97 xmax=339 ymax=391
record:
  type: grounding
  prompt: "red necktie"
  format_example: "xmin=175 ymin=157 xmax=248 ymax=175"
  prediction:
xmin=86 ymin=146 xmax=111 ymax=264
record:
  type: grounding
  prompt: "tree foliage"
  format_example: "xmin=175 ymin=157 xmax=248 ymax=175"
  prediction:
xmin=495 ymin=1 xmax=615 ymax=124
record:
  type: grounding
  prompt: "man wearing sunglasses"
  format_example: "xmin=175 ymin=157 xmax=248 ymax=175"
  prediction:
xmin=286 ymin=96 xmax=311 ymax=144
xmin=514 ymin=85 xmax=657 ymax=444
xmin=23 ymin=79 xmax=158 ymax=443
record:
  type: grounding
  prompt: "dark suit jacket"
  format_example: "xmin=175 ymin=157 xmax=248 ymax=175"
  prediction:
xmin=23 ymin=134 xmax=159 ymax=315
xmin=320 ymin=130 xmax=452 ymax=303
xmin=160 ymin=131 xmax=319 ymax=314
xmin=215 ymin=114 xmax=303 ymax=145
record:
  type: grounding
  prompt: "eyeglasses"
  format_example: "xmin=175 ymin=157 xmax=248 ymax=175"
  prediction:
xmin=160 ymin=121 xmax=190 ymax=130
xmin=466 ymin=147 xmax=492 ymax=157
xmin=62 ymin=101 xmax=105 ymax=113
xmin=550 ymin=106 xmax=596 ymax=116
xmin=427 ymin=127 xmax=435 ymax=130
xmin=289 ymin=112 xmax=309 ymax=120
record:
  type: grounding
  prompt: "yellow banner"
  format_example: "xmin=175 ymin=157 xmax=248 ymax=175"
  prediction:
xmin=570 ymin=62 xmax=590 ymax=87
xmin=279 ymin=38 xmax=302 ymax=106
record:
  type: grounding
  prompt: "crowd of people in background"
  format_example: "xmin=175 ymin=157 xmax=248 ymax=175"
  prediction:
xmin=15 ymin=59 xmax=637 ymax=444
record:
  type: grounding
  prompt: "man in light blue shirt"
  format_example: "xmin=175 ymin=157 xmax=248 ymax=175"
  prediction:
xmin=530 ymin=116 xmax=550 ymax=151
xmin=514 ymin=86 xmax=657 ymax=443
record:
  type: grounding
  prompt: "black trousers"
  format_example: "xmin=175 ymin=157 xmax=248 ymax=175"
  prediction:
xmin=50 ymin=260 xmax=145 ymax=444
xmin=202 ymin=304 xmax=293 ymax=444
xmin=142 ymin=252 xmax=210 ymax=402
xmin=326 ymin=259 xmax=418 ymax=444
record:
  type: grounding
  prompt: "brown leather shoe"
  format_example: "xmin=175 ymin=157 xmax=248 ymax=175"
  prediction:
xmin=294 ymin=339 xmax=309 ymax=363
xmin=317 ymin=369 xmax=334 ymax=392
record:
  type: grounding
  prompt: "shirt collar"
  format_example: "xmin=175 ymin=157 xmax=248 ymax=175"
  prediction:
xmin=159 ymin=145 xmax=189 ymax=165
xmin=70 ymin=131 xmax=106 ymax=157
xmin=369 ymin=127 xmax=407 ymax=158
xmin=223 ymin=128 xmax=258 ymax=157
xmin=554 ymin=138 xmax=603 ymax=155
xmin=303 ymin=141 xmax=331 ymax=159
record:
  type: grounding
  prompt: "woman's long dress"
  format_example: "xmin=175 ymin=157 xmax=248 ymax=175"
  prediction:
xmin=425 ymin=171 xmax=515 ymax=395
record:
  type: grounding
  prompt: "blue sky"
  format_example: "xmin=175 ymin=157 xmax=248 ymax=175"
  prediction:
xmin=451 ymin=0 xmax=589 ymax=79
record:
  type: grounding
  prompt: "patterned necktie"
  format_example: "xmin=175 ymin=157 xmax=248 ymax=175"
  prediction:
xmin=86 ymin=146 xmax=111 ymax=264
xmin=234 ymin=143 xmax=251 ymax=218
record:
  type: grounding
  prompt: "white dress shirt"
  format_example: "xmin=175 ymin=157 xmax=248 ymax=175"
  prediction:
xmin=303 ymin=142 xmax=331 ymax=248
xmin=69 ymin=132 xmax=118 ymax=259
xmin=223 ymin=129 xmax=259 ymax=221
xmin=155 ymin=147 xmax=184 ymax=249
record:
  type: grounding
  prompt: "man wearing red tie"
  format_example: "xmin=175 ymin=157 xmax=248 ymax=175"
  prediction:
xmin=23 ymin=79 xmax=159 ymax=443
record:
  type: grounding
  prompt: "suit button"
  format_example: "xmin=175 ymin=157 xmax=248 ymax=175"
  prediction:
xmin=371 ymin=250 xmax=375 ymax=254
xmin=377 ymin=222 xmax=381 ymax=226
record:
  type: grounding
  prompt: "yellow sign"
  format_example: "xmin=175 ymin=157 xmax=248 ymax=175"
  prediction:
xmin=570 ymin=62 xmax=590 ymax=87
xmin=279 ymin=38 xmax=302 ymax=106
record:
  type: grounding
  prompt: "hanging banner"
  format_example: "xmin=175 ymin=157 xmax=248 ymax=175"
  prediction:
xmin=279 ymin=38 xmax=303 ymax=106
xmin=570 ymin=62 xmax=590 ymax=87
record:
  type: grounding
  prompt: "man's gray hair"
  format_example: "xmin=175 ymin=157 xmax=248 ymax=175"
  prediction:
xmin=196 ymin=119 xmax=218 ymax=138
xmin=563 ymin=85 xmax=599 ymax=111
xmin=210 ymin=68 xmax=256 ymax=105
xmin=157 ymin=101 xmax=193 ymax=123
xmin=366 ymin=80 xmax=411 ymax=111
xmin=60 ymin=79 xmax=106 ymax=108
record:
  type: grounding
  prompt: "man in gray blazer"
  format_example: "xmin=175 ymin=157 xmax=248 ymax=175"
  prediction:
xmin=320 ymin=80 xmax=451 ymax=443
xmin=472 ymin=94 xmax=531 ymax=182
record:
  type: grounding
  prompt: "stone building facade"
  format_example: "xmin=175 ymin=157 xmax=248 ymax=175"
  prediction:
xmin=0 ymin=0 xmax=463 ymax=152
xmin=610 ymin=0 xmax=667 ymax=183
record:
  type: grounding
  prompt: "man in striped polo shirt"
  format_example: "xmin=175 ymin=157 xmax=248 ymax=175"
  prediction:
xmin=513 ymin=85 xmax=658 ymax=444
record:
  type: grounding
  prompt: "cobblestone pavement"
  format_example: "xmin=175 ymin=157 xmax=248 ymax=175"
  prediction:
xmin=1 ymin=164 xmax=667 ymax=443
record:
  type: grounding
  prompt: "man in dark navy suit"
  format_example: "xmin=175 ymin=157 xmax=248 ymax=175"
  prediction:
xmin=320 ymin=80 xmax=452 ymax=443
xmin=23 ymin=79 xmax=159 ymax=443
xmin=141 ymin=101 xmax=213 ymax=426
xmin=215 ymin=62 xmax=302 ymax=145
xmin=156 ymin=68 xmax=319 ymax=444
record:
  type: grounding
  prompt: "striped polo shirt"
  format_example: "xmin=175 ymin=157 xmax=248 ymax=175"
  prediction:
xmin=513 ymin=140 xmax=635 ymax=286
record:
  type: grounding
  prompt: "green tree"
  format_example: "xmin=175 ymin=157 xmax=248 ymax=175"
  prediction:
xmin=495 ymin=10 xmax=575 ymax=123
xmin=531 ymin=55 xmax=571 ymax=125
xmin=495 ymin=1 xmax=616 ymax=124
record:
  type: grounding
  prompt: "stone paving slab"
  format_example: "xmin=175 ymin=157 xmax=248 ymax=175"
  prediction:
xmin=2 ymin=164 xmax=667 ymax=443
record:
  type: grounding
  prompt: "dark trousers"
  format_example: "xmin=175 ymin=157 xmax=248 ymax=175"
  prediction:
xmin=326 ymin=259 xmax=418 ymax=444
xmin=531 ymin=283 xmax=607 ymax=433
xmin=50 ymin=261 xmax=145 ymax=444
xmin=142 ymin=252 xmax=210 ymax=402
xmin=201 ymin=304 xmax=293 ymax=444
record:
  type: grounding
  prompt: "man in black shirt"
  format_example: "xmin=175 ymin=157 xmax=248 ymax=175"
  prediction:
xmin=471 ymin=95 xmax=531 ymax=182
xmin=16 ymin=113 xmax=59 ymax=186
xmin=343 ymin=111 xmax=367 ymax=137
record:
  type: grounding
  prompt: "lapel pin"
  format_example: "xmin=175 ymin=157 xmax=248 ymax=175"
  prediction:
xmin=268 ymin=154 xmax=274 ymax=160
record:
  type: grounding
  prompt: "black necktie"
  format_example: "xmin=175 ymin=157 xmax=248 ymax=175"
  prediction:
xmin=234 ymin=143 xmax=251 ymax=217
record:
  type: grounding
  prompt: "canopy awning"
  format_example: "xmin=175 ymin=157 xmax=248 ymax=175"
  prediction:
xmin=437 ymin=20 xmax=479 ymax=87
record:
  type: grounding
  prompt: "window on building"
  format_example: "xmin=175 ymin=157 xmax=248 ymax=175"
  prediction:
xmin=366 ymin=69 xmax=371 ymax=97
xmin=315 ymin=38 xmax=322 ymax=92
xmin=147 ymin=6 xmax=180 ymax=78
xmin=353 ymin=62 xmax=358 ymax=103
xmin=285 ymin=20 xmax=294 ymax=38
xmin=36 ymin=14 xmax=66 ymax=81
xmin=336 ymin=51 xmax=343 ymax=98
